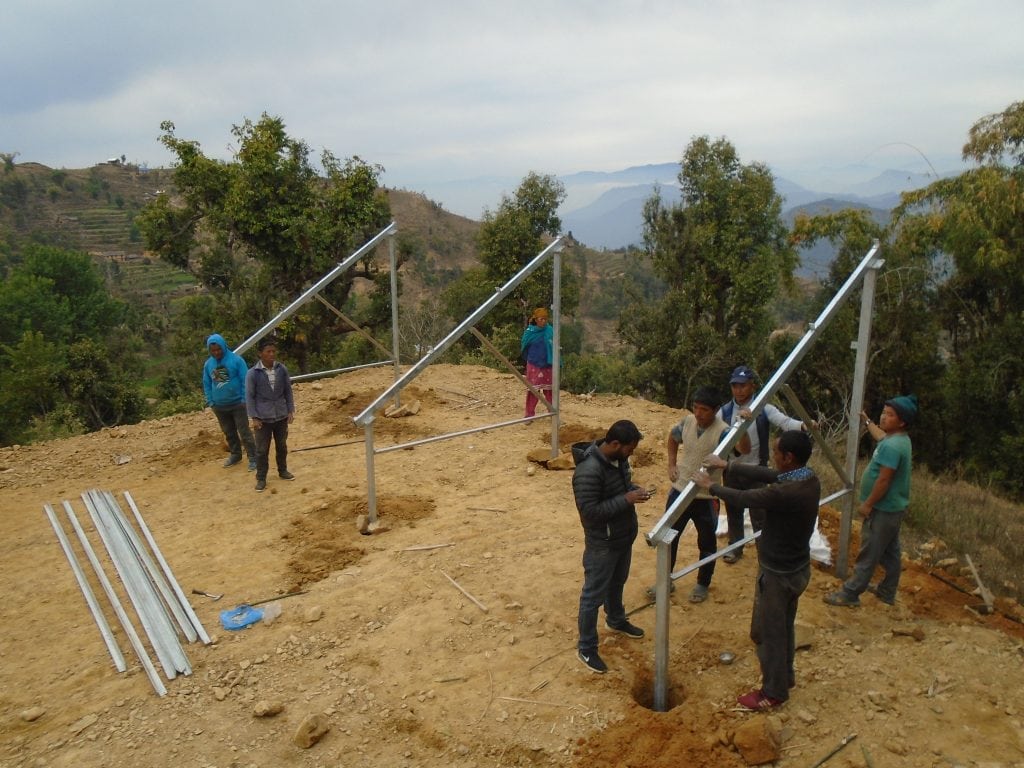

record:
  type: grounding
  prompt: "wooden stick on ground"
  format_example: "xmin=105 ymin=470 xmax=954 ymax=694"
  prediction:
xmin=964 ymin=553 xmax=995 ymax=614
xmin=400 ymin=543 xmax=454 ymax=552
xmin=496 ymin=696 xmax=578 ymax=708
xmin=441 ymin=570 xmax=489 ymax=613
xmin=808 ymin=733 xmax=857 ymax=768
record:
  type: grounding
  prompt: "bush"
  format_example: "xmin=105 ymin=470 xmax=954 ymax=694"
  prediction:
xmin=150 ymin=392 xmax=205 ymax=419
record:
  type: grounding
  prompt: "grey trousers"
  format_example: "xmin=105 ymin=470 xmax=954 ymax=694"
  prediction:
xmin=213 ymin=403 xmax=256 ymax=460
xmin=842 ymin=509 xmax=906 ymax=601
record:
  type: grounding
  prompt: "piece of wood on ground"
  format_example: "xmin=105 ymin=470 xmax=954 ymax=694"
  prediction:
xmin=441 ymin=570 xmax=489 ymax=613
xmin=964 ymin=553 xmax=995 ymax=614
xmin=400 ymin=543 xmax=454 ymax=552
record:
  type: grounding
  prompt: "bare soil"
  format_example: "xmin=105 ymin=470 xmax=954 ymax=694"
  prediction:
xmin=2 ymin=364 xmax=1023 ymax=767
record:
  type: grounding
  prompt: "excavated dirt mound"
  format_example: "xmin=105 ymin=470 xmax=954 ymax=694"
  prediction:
xmin=1 ymin=364 xmax=1023 ymax=768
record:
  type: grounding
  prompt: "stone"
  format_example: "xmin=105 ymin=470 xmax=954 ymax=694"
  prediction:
xmin=293 ymin=713 xmax=330 ymax=748
xmin=68 ymin=714 xmax=98 ymax=736
xmin=384 ymin=400 xmax=421 ymax=418
xmin=526 ymin=448 xmax=552 ymax=464
xmin=305 ymin=606 xmax=324 ymax=623
xmin=732 ymin=716 xmax=781 ymax=765
xmin=20 ymin=707 xmax=45 ymax=722
xmin=253 ymin=700 xmax=284 ymax=717
xmin=546 ymin=453 xmax=575 ymax=471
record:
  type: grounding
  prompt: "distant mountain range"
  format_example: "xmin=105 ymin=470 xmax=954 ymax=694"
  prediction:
xmin=557 ymin=162 xmax=940 ymax=255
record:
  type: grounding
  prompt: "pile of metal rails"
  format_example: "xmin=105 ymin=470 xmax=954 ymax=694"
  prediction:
xmin=43 ymin=489 xmax=210 ymax=696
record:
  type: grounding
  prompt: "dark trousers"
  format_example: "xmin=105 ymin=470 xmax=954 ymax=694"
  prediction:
xmin=577 ymin=538 xmax=633 ymax=653
xmin=725 ymin=468 xmax=766 ymax=544
xmin=751 ymin=565 xmax=810 ymax=701
xmin=213 ymin=404 xmax=256 ymax=461
xmin=666 ymin=489 xmax=717 ymax=587
xmin=842 ymin=509 xmax=905 ymax=600
xmin=254 ymin=418 xmax=289 ymax=481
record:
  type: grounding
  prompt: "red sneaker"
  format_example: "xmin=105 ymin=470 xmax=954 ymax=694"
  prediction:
xmin=737 ymin=689 xmax=784 ymax=711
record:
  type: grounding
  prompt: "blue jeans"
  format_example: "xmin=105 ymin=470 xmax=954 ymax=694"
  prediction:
xmin=666 ymin=489 xmax=717 ymax=586
xmin=842 ymin=509 xmax=905 ymax=600
xmin=577 ymin=537 xmax=633 ymax=653
xmin=213 ymin=403 xmax=256 ymax=461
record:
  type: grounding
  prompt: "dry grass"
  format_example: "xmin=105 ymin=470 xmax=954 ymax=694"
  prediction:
xmin=905 ymin=470 xmax=1024 ymax=601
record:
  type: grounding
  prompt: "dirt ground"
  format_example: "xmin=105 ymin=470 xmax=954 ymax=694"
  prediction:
xmin=2 ymin=363 xmax=1024 ymax=768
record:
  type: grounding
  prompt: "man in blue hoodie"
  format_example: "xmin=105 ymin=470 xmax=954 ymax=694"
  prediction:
xmin=202 ymin=334 xmax=256 ymax=470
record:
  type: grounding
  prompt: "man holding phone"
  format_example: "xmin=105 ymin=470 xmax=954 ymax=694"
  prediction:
xmin=571 ymin=420 xmax=651 ymax=674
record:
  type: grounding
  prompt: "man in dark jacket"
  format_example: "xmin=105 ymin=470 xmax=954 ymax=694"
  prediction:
xmin=572 ymin=420 xmax=652 ymax=674
xmin=245 ymin=337 xmax=295 ymax=492
xmin=694 ymin=430 xmax=819 ymax=710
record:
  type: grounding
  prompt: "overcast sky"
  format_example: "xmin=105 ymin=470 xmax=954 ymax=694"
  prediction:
xmin=4 ymin=0 xmax=1021 ymax=216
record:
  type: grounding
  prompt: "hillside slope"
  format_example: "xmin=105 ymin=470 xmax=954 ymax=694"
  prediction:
xmin=2 ymin=364 xmax=1022 ymax=767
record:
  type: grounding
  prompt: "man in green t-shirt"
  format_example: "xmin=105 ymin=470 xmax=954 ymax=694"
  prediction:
xmin=825 ymin=394 xmax=917 ymax=608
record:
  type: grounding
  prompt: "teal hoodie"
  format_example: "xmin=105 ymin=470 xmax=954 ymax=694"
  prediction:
xmin=202 ymin=333 xmax=249 ymax=408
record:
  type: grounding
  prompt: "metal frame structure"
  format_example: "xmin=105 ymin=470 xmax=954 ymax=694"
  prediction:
xmin=646 ymin=240 xmax=883 ymax=712
xmin=233 ymin=223 xmax=402 ymax=385
xmin=353 ymin=236 xmax=566 ymax=523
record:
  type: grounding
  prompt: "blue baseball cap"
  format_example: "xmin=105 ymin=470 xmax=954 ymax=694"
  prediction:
xmin=729 ymin=365 xmax=755 ymax=384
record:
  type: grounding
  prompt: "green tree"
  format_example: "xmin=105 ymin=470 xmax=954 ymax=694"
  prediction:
xmin=891 ymin=100 xmax=1024 ymax=493
xmin=0 ymin=331 xmax=64 ymax=444
xmin=0 ymin=245 xmax=127 ymax=346
xmin=137 ymin=115 xmax=393 ymax=371
xmin=59 ymin=338 xmax=145 ymax=430
xmin=476 ymin=172 xmax=577 ymax=325
xmin=0 ymin=246 xmax=144 ymax=445
xmin=622 ymin=136 xmax=795 ymax=406
xmin=787 ymin=210 xmax=943 ymax=440
xmin=439 ymin=172 xmax=578 ymax=365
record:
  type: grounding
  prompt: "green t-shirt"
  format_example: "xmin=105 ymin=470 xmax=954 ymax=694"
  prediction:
xmin=859 ymin=432 xmax=912 ymax=512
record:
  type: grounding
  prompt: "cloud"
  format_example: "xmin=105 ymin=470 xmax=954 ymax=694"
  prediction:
xmin=3 ymin=0 xmax=1021 ymax=206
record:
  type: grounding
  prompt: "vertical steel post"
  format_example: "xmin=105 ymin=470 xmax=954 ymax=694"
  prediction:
xmin=365 ymin=421 xmax=377 ymax=524
xmin=389 ymin=232 xmax=401 ymax=408
xmin=653 ymin=532 xmax=676 ymax=712
xmin=837 ymin=257 xmax=883 ymax=577
xmin=551 ymin=246 xmax=562 ymax=458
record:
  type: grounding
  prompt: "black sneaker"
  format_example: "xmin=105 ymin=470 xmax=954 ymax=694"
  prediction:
xmin=606 ymin=620 xmax=644 ymax=639
xmin=279 ymin=470 xmax=295 ymax=480
xmin=577 ymin=650 xmax=608 ymax=674
xmin=255 ymin=479 xmax=266 ymax=492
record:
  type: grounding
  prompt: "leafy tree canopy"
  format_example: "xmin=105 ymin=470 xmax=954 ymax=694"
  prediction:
xmin=137 ymin=114 xmax=393 ymax=371
xmin=623 ymin=136 xmax=795 ymax=406
xmin=444 ymin=172 xmax=578 ymax=363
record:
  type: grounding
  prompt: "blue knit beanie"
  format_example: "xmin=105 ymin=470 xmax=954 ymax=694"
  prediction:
xmin=885 ymin=394 xmax=918 ymax=426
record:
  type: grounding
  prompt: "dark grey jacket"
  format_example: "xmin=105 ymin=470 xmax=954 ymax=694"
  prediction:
xmin=571 ymin=440 xmax=639 ymax=544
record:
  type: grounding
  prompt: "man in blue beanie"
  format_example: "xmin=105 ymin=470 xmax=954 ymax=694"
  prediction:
xmin=825 ymin=394 xmax=918 ymax=607
xmin=203 ymin=334 xmax=257 ymax=471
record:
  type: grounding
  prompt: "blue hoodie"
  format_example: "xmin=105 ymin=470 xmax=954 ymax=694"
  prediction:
xmin=202 ymin=334 xmax=249 ymax=408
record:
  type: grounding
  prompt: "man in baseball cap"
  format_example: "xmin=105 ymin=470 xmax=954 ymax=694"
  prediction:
xmin=718 ymin=365 xmax=809 ymax=563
